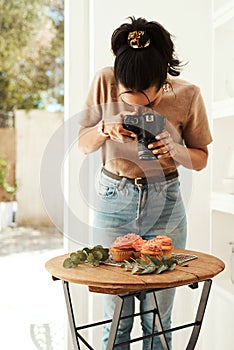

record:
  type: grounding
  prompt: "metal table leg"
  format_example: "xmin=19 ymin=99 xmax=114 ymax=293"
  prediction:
xmin=106 ymin=290 xmax=170 ymax=350
xmin=186 ymin=279 xmax=212 ymax=350
xmin=151 ymin=292 xmax=170 ymax=350
xmin=60 ymin=280 xmax=212 ymax=350
xmin=106 ymin=295 xmax=124 ymax=350
xmin=63 ymin=281 xmax=81 ymax=350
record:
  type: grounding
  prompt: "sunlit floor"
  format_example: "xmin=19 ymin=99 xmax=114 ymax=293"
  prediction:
xmin=0 ymin=226 xmax=66 ymax=350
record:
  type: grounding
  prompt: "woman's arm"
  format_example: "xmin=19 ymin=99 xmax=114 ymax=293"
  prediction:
xmin=78 ymin=125 xmax=109 ymax=154
xmin=148 ymin=130 xmax=209 ymax=171
xmin=78 ymin=113 xmax=137 ymax=154
xmin=171 ymin=144 xmax=208 ymax=170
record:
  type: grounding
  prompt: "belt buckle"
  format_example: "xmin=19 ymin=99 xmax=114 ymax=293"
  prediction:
xmin=135 ymin=177 xmax=143 ymax=187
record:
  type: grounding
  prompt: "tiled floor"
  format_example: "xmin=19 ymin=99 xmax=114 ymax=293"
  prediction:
xmin=0 ymin=226 xmax=66 ymax=350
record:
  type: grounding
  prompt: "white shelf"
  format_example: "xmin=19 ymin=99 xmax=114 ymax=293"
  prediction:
xmin=211 ymin=191 xmax=234 ymax=214
xmin=212 ymin=98 xmax=234 ymax=119
xmin=213 ymin=1 xmax=234 ymax=28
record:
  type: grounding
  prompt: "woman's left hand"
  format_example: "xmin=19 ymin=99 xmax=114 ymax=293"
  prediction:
xmin=148 ymin=130 xmax=177 ymax=159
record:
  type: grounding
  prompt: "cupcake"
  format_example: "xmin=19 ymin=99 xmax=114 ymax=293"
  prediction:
xmin=132 ymin=237 xmax=147 ymax=259
xmin=154 ymin=236 xmax=173 ymax=258
xmin=110 ymin=233 xmax=143 ymax=262
xmin=109 ymin=247 xmax=134 ymax=262
xmin=141 ymin=239 xmax=163 ymax=263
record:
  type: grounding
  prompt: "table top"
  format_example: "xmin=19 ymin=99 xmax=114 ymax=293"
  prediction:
xmin=45 ymin=249 xmax=225 ymax=295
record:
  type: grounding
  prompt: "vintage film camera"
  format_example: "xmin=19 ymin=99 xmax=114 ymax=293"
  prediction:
xmin=123 ymin=112 xmax=166 ymax=160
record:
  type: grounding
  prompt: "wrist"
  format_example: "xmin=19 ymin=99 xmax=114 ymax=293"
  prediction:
xmin=97 ymin=120 xmax=109 ymax=138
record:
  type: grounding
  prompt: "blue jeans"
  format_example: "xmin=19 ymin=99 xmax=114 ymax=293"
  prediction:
xmin=92 ymin=170 xmax=187 ymax=350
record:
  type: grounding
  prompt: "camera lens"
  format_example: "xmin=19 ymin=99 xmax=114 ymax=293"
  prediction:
xmin=130 ymin=117 xmax=138 ymax=124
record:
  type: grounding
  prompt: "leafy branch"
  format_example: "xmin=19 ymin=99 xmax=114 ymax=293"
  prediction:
xmin=121 ymin=255 xmax=178 ymax=275
xmin=63 ymin=245 xmax=110 ymax=268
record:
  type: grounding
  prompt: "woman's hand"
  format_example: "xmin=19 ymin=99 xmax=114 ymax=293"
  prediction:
xmin=78 ymin=111 xmax=137 ymax=154
xmin=148 ymin=130 xmax=177 ymax=159
xmin=148 ymin=129 xmax=209 ymax=171
xmin=104 ymin=112 xmax=138 ymax=143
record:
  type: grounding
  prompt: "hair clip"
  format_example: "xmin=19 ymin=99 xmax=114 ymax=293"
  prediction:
xmin=127 ymin=30 xmax=150 ymax=49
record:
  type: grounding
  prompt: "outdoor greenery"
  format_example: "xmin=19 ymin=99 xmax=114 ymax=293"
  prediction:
xmin=0 ymin=0 xmax=64 ymax=112
xmin=0 ymin=158 xmax=17 ymax=195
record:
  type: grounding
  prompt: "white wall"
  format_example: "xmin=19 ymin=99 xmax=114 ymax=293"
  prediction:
xmin=16 ymin=109 xmax=64 ymax=227
xmin=65 ymin=1 xmax=213 ymax=349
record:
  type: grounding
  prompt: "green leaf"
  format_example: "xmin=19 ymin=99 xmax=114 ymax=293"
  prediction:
xmin=135 ymin=257 xmax=149 ymax=267
xmin=168 ymin=263 xmax=177 ymax=271
xmin=75 ymin=251 xmax=87 ymax=262
xmin=156 ymin=265 xmax=168 ymax=274
xmin=83 ymin=247 xmax=92 ymax=254
xmin=141 ymin=265 xmax=157 ymax=274
xmin=87 ymin=253 xmax=101 ymax=266
xmin=122 ymin=260 xmax=132 ymax=271
xmin=180 ymin=263 xmax=189 ymax=267
xmin=99 ymin=247 xmax=109 ymax=261
xmin=69 ymin=253 xmax=81 ymax=265
xmin=118 ymin=252 xmax=179 ymax=275
xmin=63 ymin=258 xmax=75 ymax=268
xmin=62 ymin=245 xmax=110 ymax=269
xmin=87 ymin=253 xmax=95 ymax=264
xmin=92 ymin=259 xmax=101 ymax=267
xmin=131 ymin=263 xmax=140 ymax=274
xmin=143 ymin=254 xmax=162 ymax=266
xmin=92 ymin=250 xmax=103 ymax=261
xmin=162 ymin=256 xmax=169 ymax=263
xmin=69 ymin=251 xmax=87 ymax=265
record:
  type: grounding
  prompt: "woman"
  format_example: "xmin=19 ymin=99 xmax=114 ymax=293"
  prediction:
xmin=78 ymin=17 xmax=212 ymax=350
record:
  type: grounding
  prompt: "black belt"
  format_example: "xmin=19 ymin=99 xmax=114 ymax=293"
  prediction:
xmin=102 ymin=167 xmax=178 ymax=187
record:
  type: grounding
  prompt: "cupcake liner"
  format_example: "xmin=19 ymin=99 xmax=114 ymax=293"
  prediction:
xmin=110 ymin=249 xmax=134 ymax=262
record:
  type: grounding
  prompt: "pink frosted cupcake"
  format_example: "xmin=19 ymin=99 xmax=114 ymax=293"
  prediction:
xmin=132 ymin=237 xmax=147 ymax=259
xmin=141 ymin=239 xmax=163 ymax=263
xmin=154 ymin=236 xmax=173 ymax=258
xmin=110 ymin=233 xmax=143 ymax=262
xmin=109 ymin=247 xmax=134 ymax=262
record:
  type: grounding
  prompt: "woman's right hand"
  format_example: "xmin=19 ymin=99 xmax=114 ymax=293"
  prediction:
xmin=104 ymin=112 xmax=138 ymax=143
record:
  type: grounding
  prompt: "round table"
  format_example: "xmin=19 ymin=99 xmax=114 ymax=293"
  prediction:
xmin=45 ymin=248 xmax=224 ymax=349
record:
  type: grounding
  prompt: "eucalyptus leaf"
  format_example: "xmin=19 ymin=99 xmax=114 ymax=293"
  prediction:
xmin=92 ymin=250 xmax=103 ymax=261
xmin=76 ymin=251 xmax=87 ymax=262
xmin=141 ymin=265 xmax=157 ymax=274
xmin=136 ymin=257 xmax=149 ymax=267
xmin=168 ymin=263 xmax=177 ymax=271
xmin=143 ymin=254 xmax=162 ymax=266
xmin=99 ymin=248 xmax=109 ymax=261
xmin=83 ymin=247 xmax=92 ymax=254
xmin=121 ymin=255 xmax=178 ymax=275
xmin=131 ymin=263 xmax=140 ymax=274
xmin=156 ymin=265 xmax=168 ymax=274
xmin=63 ymin=258 xmax=75 ymax=268
xmin=63 ymin=245 xmax=110 ymax=268
xmin=91 ymin=259 xmax=101 ymax=267
xmin=70 ymin=253 xmax=82 ymax=265
xmin=87 ymin=253 xmax=95 ymax=264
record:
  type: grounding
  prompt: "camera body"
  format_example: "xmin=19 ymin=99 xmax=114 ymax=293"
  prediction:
xmin=123 ymin=112 xmax=166 ymax=160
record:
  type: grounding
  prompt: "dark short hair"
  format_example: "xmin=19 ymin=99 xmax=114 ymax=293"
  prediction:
xmin=111 ymin=17 xmax=182 ymax=91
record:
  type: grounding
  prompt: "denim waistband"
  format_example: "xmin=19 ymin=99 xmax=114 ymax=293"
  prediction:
xmin=102 ymin=167 xmax=178 ymax=187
